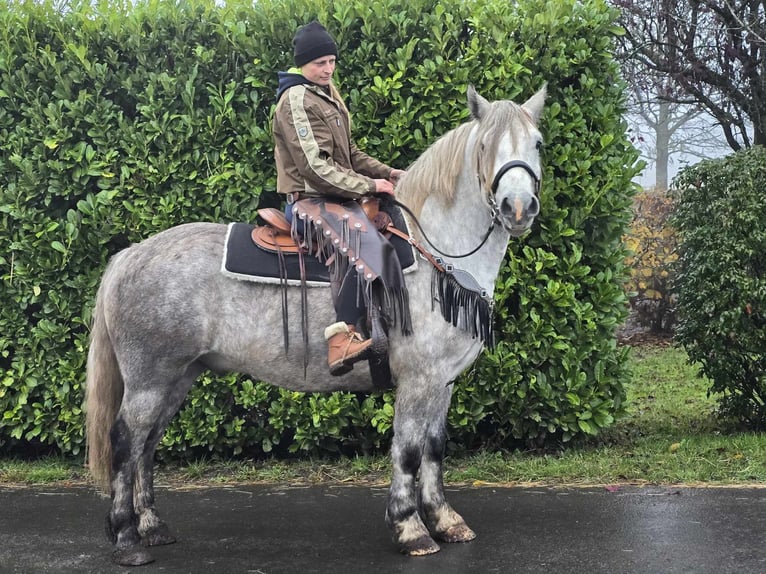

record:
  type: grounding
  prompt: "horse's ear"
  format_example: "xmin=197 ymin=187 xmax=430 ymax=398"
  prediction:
xmin=467 ymin=85 xmax=490 ymax=120
xmin=522 ymin=84 xmax=547 ymax=124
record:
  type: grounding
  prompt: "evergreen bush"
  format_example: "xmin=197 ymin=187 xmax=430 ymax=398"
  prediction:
xmin=673 ymin=147 xmax=766 ymax=429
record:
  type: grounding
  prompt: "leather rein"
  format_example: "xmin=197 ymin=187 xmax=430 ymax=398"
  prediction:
xmin=390 ymin=159 xmax=541 ymax=261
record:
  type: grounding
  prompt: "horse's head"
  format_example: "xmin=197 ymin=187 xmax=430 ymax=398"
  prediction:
xmin=468 ymin=85 xmax=546 ymax=237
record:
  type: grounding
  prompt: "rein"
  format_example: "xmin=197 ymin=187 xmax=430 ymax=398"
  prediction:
xmin=391 ymin=158 xmax=541 ymax=260
xmin=391 ymin=198 xmax=496 ymax=260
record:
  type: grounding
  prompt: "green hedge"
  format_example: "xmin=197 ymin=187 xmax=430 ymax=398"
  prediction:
xmin=673 ymin=147 xmax=766 ymax=429
xmin=0 ymin=0 xmax=640 ymax=459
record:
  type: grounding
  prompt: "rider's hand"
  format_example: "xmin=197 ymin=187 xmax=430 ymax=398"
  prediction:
xmin=374 ymin=178 xmax=395 ymax=196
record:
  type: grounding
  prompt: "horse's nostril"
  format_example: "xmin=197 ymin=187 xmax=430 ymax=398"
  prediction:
xmin=529 ymin=195 xmax=540 ymax=216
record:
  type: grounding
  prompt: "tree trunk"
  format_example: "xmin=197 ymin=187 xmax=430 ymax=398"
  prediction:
xmin=754 ymin=120 xmax=765 ymax=147
xmin=655 ymin=101 xmax=671 ymax=189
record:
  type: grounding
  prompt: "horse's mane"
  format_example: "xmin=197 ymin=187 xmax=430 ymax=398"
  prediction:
xmin=397 ymin=100 xmax=532 ymax=216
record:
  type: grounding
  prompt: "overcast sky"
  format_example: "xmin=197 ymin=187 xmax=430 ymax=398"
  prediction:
xmin=630 ymin=117 xmax=734 ymax=190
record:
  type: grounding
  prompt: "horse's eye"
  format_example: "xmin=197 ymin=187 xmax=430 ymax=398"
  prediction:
xmin=536 ymin=140 xmax=544 ymax=151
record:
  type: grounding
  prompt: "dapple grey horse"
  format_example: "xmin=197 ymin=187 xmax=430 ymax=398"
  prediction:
xmin=85 ymin=85 xmax=546 ymax=566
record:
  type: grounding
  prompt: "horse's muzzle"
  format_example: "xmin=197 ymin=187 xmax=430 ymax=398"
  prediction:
xmin=500 ymin=191 xmax=540 ymax=236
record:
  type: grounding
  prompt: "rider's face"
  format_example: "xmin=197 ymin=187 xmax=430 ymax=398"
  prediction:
xmin=300 ymin=56 xmax=336 ymax=87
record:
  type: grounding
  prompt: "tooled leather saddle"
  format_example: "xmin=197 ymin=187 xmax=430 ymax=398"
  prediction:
xmin=252 ymin=197 xmax=395 ymax=256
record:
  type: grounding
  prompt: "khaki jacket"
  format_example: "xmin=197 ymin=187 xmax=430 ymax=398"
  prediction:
xmin=273 ymin=78 xmax=392 ymax=199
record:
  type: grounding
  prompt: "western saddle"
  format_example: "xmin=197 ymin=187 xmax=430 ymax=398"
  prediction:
xmin=252 ymin=198 xmax=395 ymax=256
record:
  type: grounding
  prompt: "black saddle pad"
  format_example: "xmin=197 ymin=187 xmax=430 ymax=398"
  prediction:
xmin=222 ymin=222 xmax=330 ymax=285
xmin=221 ymin=207 xmax=417 ymax=286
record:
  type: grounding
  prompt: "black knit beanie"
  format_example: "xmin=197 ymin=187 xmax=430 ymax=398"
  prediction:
xmin=293 ymin=21 xmax=338 ymax=67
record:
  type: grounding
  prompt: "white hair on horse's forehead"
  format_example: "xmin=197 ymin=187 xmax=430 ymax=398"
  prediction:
xmin=473 ymin=101 xmax=535 ymax=194
xmin=480 ymin=100 xmax=535 ymax=150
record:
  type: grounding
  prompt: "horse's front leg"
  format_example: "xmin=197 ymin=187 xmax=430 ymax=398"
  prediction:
xmin=386 ymin=379 xmax=462 ymax=555
xmin=386 ymin=422 xmax=440 ymax=556
xmin=386 ymin=378 xmax=477 ymax=555
xmin=419 ymin=417 xmax=476 ymax=544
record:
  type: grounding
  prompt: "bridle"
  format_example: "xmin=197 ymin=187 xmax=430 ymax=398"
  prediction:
xmin=393 ymin=159 xmax=541 ymax=260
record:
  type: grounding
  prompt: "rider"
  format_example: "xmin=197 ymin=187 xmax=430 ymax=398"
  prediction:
xmin=272 ymin=21 xmax=407 ymax=376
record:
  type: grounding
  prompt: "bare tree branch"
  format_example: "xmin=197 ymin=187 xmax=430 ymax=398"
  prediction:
xmin=613 ymin=0 xmax=766 ymax=150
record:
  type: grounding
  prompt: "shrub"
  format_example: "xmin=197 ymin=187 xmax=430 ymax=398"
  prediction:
xmin=623 ymin=190 xmax=678 ymax=333
xmin=0 ymin=0 xmax=640 ymax=458
xmin=673 ymin=146 xmax=766 ymax=428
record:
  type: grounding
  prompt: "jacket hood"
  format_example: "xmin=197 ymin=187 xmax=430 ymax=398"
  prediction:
xmin=276 ymin=71 xmax=311 ymax=102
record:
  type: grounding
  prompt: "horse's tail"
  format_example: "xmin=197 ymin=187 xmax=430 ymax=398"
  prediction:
xmin=84 ymin=258 xmax=124 ymax=494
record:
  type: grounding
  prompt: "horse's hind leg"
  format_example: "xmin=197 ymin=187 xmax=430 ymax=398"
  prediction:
xmin=107 ymin=367 xmax=199 ymax=566
xmin=106 ymin=403 xmax=156 ymax=566
xmin=134 ymin=365 xmax=203 ymax=547
xmin=134 ymin=448 xmax=176 ymax=547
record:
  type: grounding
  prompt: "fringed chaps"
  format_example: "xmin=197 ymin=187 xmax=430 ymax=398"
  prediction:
xmin=291 ymin=198 xmax=413 ymax=336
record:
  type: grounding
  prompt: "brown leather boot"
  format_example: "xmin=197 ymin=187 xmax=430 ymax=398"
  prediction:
xmin=325 ymin=322 xmax=373 ymax=376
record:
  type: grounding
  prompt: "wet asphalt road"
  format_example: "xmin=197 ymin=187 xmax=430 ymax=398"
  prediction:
xmin=1 ymin=484 xmax=766 ymax=573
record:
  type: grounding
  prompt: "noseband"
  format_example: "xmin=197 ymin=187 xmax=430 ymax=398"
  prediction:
xmin=490 ymin=160 xmax=541 ymax=198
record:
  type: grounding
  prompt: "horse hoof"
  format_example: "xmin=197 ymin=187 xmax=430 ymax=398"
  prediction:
xmin=400 ymin=535 xmax=441 ymax=556
xmin=435 ymin=523 xmax=477 ymax=543
xmin=142 ymin=523 xmax=177 ymax=547
xmin=112 ymin=545 xmax=155 ymax=566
